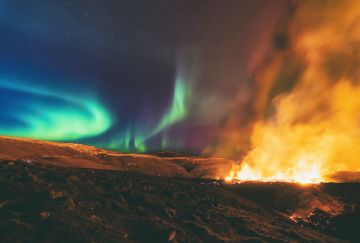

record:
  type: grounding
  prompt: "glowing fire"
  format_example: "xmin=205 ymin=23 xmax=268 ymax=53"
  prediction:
xmin=225 ymin=163 xmax=322 ymax=184
xmin=225 ymin=1 xmax=360 ymax=184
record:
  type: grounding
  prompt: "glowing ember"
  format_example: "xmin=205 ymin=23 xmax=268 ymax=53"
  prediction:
xmin=225 ymin=162 xmax=323 ymax=184
xmin=289 ymin=215 xmax=298 ymax=222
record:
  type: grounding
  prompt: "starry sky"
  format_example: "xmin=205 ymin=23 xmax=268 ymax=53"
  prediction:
xmin=0 ymin=0 xmax=288 ymax=154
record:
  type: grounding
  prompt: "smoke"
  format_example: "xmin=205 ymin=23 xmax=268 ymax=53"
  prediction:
xmin=203 ymin=1 xmax=293 ymax=159
xmin=220 ymin=0 xmax=360 ymax=181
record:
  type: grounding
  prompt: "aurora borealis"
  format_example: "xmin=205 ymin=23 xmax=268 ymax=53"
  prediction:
xmin=0 ymin=76 xmax=112 ymax=141
xmin=0 ymin=0 xmax=288 ymax=155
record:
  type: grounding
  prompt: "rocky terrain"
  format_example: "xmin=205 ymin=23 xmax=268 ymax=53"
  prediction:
xmin=0 ymin=160 xmax=347 ymax=243
xmin=0 ymin=136 xmax=359 ymax=242
xmin=226 ymin=182 xmax=360 ymax=242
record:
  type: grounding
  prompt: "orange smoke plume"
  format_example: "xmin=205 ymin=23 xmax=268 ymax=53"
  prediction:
xmin=225 ymin=0 xmax=360 ymax=183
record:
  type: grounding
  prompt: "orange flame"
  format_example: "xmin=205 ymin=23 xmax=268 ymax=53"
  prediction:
xmin=225 ymin=1 xmax=360 ymax=184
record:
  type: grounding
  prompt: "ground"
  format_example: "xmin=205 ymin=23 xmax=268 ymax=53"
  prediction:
xmin=0 ymin=160 xmax=354 ymax=243
xmin=0 ymin=136 xmax=359 ymax=242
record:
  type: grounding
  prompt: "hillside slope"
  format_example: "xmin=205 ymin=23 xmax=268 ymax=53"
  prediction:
xmin=0 ymin=136 xmax=232 ymax=179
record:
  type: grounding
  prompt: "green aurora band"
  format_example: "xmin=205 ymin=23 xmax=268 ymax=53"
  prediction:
xmin=106 ymin=77 xmax=192 ymax=152
xmin=0 ymin=77 xmax=113 ymax=141
xmin=0 ymin=75 xmax=192 ymax=153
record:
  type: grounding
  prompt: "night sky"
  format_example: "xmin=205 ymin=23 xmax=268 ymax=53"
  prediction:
xmin=0 ymin=0 xmax=287 ymax=154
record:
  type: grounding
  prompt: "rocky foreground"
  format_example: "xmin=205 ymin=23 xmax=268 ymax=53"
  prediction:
xmin=0 ymin=136 xmax=359 ymax=242
xmin=1 ymin=160 xmax=358 ymax=243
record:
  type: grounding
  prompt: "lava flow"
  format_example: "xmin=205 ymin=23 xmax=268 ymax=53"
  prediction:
xmin=224 ymin=163 xmax=322 ymax=185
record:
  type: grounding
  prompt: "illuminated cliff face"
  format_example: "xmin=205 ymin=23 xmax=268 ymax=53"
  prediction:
xmin=225 ymin=1 xmax=360 ymax=183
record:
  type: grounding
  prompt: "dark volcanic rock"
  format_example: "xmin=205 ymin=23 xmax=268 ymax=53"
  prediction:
xmin=0 ymin=161 xmax=342 ymax=243
xmin=226 ymin=182 xmax=360 ymax=242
